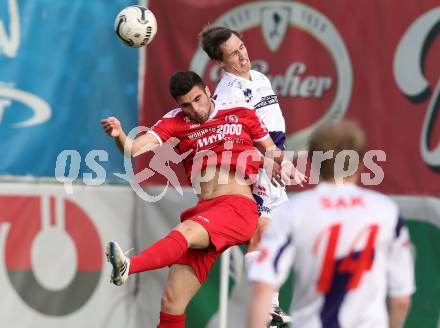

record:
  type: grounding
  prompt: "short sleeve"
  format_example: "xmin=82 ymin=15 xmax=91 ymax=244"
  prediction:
xmin=148 ymin=109 xmax=180 ymax=144
xmin=387 ymin=216 xmax=416 ymax=297
xmin=246 ymin=108 xmax=269 ymax=142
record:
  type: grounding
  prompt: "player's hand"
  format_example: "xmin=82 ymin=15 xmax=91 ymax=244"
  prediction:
xmin=101 ymin=116 xmax=122 ymax=138
xmin=262 ymin=157 xmax=284 ymax=187
xmin=280 ymin=160 xmax=307 ymax=187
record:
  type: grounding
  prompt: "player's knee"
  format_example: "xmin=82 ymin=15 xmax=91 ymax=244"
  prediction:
xmin=161 ymin=288 xmax=183 ymax=313
xmin=175 ymin=220 xmax=210 ymax=249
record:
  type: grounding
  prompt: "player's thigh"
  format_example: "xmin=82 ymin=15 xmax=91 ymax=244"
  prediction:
xmin=161 ymin=264 xmax=202 ymax=314
xmin=174 ymin=219 xmax=210 ymax=249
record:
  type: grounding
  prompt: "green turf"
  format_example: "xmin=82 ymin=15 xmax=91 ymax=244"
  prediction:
xmin=404 ymin=220 xmax=440 ymax=328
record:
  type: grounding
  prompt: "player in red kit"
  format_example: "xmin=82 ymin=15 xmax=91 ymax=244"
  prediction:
xmin=101 ymin=71 xmax=305 ymax=328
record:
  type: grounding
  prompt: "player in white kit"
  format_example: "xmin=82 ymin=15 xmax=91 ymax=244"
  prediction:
xmin=199 ymin=26 xmax=292 ymax=325
xmin=248 ymin=121 xmax=415 ymax=328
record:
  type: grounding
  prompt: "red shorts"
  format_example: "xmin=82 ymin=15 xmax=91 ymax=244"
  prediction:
xmin=174 ymin=194 xmax=258 ymax=283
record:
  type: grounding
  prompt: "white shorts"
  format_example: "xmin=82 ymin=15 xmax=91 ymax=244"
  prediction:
xmin=252 ymin=168 xmax=288 ymax=219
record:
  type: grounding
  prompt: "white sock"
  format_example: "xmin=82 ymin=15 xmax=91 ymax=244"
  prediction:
xmin=271 ymin=292 xmax=279 ymax=307
xmin=244 ymin=251 xmax=260 ymax=273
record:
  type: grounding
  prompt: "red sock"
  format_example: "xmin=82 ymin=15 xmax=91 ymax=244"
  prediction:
xmin=157 ymin=311 xmax=185 ymax=328
xmin=129 ymin=230 xmax=188 ymax=274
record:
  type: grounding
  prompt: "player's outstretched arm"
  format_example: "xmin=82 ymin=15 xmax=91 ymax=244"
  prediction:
xmin=101 ymin=116 xmax=160 ymax=157
xmin=255 ymin=137 xmax=307 ymax=186
xmin=101 ymin=116 xmax=128 ymax=155
xmin=247 ymin=282 xmax=274 ymax=328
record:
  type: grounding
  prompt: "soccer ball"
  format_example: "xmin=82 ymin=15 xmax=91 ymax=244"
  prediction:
xmin=114 ymin=6 xmax=157 ymax=48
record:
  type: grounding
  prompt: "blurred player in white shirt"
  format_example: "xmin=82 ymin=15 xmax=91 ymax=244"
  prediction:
xmin=248 ymin=120 xmax=415 ymax=328
xmin=199 ymin=26 xmax=292 ymax=325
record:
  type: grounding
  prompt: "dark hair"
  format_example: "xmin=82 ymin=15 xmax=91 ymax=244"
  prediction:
xmin=199 ymin=26 xmax=242 ymax=61
xmin=309 ymin=120 xmax=366 ymax=181
xmin=169 ymin=71 xmax=206 ymax=99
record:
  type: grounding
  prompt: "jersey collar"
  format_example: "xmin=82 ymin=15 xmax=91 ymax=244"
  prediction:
xmin=207 ymin=99 xmax=219 ymax=121
xmin=223 ymin=70 xmax=254 ymax=82
xmin=318 ymin=181 xmax=358 ymax=190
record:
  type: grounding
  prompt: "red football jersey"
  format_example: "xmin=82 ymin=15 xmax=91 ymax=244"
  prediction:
xmin=149 ymin=99 xmax=269 ymax=183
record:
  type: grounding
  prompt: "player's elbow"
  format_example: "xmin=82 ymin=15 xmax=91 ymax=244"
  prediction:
xmin=131 ymin=139 xmax=159 ymax=157
xmin=388 ymin=295 xmax=412 ymax=328
xmin=390 ymin=295 xmax=411 ymax=310
xmin=388 ymin=295 xmax=412 ymax=316
xmin=131 ymin=141 xmax=147 ymax=157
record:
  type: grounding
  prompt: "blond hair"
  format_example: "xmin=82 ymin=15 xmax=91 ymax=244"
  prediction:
xmin=309 ymin=120 xmax=366 ymax=181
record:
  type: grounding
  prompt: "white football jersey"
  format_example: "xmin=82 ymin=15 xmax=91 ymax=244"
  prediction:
xmin=214 ymin=70 xmax=286 ymax=149
xmin=249 ymin=182 xmax=415 ymax=328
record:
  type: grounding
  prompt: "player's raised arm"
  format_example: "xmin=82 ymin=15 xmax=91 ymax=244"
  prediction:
xmin=101 ymin=116 xmax=160 ymax=157
xmin=243 ymin=104 xmax=306 ymax=186
xmin=254 ymin=136 xmax=307 ymax=187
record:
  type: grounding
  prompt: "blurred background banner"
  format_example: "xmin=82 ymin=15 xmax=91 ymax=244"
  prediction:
xmin=0 ymin=0 xmax=138 ymax=180
xmin=140 ymin=0 xmax=440 ymax=196
xmin=0 ymin=183 xmax=138 ymax=328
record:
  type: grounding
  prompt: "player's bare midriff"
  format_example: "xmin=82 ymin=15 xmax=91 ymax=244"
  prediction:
xmin=195 ymin=166 xmax=254 ymax=200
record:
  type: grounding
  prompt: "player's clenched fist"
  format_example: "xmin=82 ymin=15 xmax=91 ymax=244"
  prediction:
xmin=101 ymin=116 xmax=122 ymax=137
